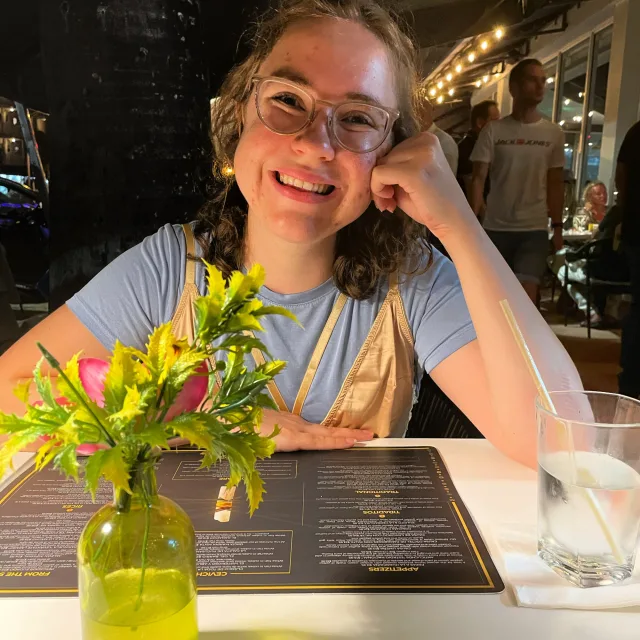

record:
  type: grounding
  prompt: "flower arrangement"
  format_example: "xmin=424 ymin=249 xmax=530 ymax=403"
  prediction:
xmin=0 ymin=262 xmax=296 ymax=514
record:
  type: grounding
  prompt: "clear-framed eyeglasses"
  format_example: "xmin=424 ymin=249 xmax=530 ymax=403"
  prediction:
xmin=252 ymin=75 xmax=400 ymax=154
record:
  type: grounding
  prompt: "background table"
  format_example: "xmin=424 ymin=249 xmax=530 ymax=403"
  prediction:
xmin=2 ymin=439 xmax=638 ymax=639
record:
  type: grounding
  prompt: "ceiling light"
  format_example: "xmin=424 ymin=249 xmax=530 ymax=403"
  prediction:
xmin=494 ymin=27 xmax=504 ymax=39
xmin=436 ymin=95 xmax=444 ymax=104
xmin=468 ymin=52 xmax=476 ymax=63
xmin=475 ymin=80 xmax=482 ymax=88
xmin=455 ymin=64 xmax=463 ymax=73
xmin=429 ymin=87 xmax=437 ymax=97
xmin=546 ymin=77 xmax=554 ymax=84
xmin=482 ymin=75 xmax=489 ymax=83
xmin=480 ymin=41 xmax=488 ymax=51
xmin=448 ymin=88 xmax=455 ymax=96
xmin=564 ymin=99 xmax=570 ymax=105
xmin=446 ymin=72 xmax=453 ymax=82
xmin=588 ymin=142 xmax=593 ymax=146
xmin=437 ymin=81 xmax=444 ymax=89
xmin=578 ymin=92 xmax=584 ymax=98
xmin=588 ymin=110 xmax=594 ymax=117
xmin=559 ymin=120 xmax=565 ymax=126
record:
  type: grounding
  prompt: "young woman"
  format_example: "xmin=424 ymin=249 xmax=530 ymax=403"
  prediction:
xmin=0 ymin=0 xmax=581 ymax=467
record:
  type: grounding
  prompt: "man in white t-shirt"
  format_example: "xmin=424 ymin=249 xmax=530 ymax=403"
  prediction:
xmin=470 ymin=58 xmax=564 ymax=303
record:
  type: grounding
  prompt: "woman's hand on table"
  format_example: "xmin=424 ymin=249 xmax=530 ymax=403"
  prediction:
xmin=260 ymin=409 xmax=374 ymax=452
xmin=370 ymin=131 xmax=477 ymax=242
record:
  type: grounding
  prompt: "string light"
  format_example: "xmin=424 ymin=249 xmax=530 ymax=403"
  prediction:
xmin=455 ymin=64 xmax=463 ymax=73
xmin=480 ymin=40 xmax=488 ymax=51
xmin=578 ymin=92 xmax=584 ymax=98
xmin=546 ymin=77 xmax=554 ymax=84
xmin=588 ymin=110 xmax=594 ymax=117
xmin=559 ymin=120 xmax=565 ymax=126
xmin=475 ymin=80 xmax=482 ymax=88
xmin=437 ymin=80 xmax=443 ymax=89
xmin=436 ymin=95 xmax=444 ymax=104
xmin=482 ymin=75 xmax=489 ymax=83
xmin=564 ymin=98 xmax=570 ymax=105
xmin=446 ymin=72 xmax=453 ymax=82
xmin=467 ymin=52 xmax=476 ymax=63
xmin=429 ymin=87 xmax=437 ymax=97
xmin=448 ymin=88 xmax=455 ymax=96
xmin=494 ymin=26 xmax=504 ymax=39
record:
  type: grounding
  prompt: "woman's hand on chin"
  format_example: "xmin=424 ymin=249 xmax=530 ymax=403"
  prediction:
xmin=260 ymin=409 xmax=374 ymax=452
xmin=370 ymin=131 xmax=479 ymax=242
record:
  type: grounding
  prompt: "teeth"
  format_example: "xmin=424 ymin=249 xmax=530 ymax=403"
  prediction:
xmin=278 ymin=172 xmax=331 ymax=195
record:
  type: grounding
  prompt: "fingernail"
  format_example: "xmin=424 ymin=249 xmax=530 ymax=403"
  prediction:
xmin=346 ymin=438 xmax=356 ymax=446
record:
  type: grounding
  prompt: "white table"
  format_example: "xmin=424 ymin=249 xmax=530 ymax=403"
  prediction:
xmin=2 ymin=439 xmax=638 ymax=639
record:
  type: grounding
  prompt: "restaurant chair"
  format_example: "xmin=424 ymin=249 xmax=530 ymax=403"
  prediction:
xmin=563 ymin=239 xmax=632 ymax=339
xmin=406 ymin=373 xmax=483 ymax=438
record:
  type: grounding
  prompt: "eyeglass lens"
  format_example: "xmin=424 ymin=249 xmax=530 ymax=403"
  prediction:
xmin=257 ymin=78 xmax=390 ymax=153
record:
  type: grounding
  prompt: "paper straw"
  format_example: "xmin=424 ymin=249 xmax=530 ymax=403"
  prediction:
xmin=499 ymin=299 xmax=625 ymax=564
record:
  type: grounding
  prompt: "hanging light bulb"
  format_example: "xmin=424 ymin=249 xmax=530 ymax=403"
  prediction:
xmin=475 ymin=80 xmax=482 ymax=88
xmin=455 ymin=64 xmax=463 ymax=73
xmin=480 ymin=40 xmax=488 ymax=51
xmin=448 ymin=88 xmax=455 ymax=96
xmin=436 ymin=95 xmax=444 ymax=104
xmin=467 ymin=52 xmax=476 ymax=63
xmin=482 ymin=75 xmax=489 ymax=83
xmin=494 ymin=26 xmax=504 ymax=39
xmin=446 ymin=72 xmax=453 ymax=82
xmin=437 ymin=80 xmax=443 ymax=89
xmin=429 ymin=87 xmax=437 ymax=97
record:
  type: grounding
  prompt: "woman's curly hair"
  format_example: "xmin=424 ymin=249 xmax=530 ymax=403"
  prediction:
xmin=195 ymin=0 xmax=431 ymax=299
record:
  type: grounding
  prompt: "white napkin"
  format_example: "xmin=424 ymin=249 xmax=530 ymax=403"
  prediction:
xmin=493 ymin=522 xmax=640 ymax=609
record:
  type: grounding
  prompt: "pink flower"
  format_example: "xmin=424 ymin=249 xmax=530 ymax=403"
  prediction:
xmin=78 ymin=357 xmax=207 ymax=418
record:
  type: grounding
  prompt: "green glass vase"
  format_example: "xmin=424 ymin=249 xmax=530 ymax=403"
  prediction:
xmin=77 ymin=461 xmax=198 ymax=640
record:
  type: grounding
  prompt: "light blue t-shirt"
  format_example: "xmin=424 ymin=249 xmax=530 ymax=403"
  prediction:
xmin=67 ymin=223 xmax=476 ymax=426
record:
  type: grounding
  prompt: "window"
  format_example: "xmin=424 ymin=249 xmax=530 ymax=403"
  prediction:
xmin=539 ymin=60 xmax=557 ymax=121
xmin=581 ymin=26 xmax=612 ymax=190
xmin=559 ymin=40 xmax=590 ymax=178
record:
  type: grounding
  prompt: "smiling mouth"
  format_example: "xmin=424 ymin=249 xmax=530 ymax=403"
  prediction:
xmin=275 ymin=171 xmax=335 ymax=196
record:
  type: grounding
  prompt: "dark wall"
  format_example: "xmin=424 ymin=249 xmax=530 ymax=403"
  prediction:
xmin=41 ymin=0 xmax=212 ymax=308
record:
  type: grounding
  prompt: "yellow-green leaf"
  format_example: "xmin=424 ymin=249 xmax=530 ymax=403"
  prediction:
xmin=34 ymin=438 xmax=61 ymax=471
xmin=137 ymin=423 xmax=170 ymax=449
xmin=54 ymin=444 xmax=80 ymax=481
xmin=203 ymin=260 xmax=226 ymax=302
xmin=13 ymin=379 xmax=32 ymax=405
xmin=145 ymin=323 xmax=175 ymax=381
xmin=84 ymin=446 xmax=131 ymax=500
xmin=246 ymin=264 xmax=266 ymax=293
xmin=225 ymin=271 xmax=251 ymax=305
xmin=254 ymin=305 xmax=301 ymax=326
xmin=56 ymin=353 xmax=90 ymax=405
xmin=107 ymin=386 xmax=146 ymax=423
xmin=103 ymin=342 xmax=151 ymax=412
xmin=226 ymin=313 xmax=264 ymax=333
xmin=166 ymin=414 xmax=213 ymax=450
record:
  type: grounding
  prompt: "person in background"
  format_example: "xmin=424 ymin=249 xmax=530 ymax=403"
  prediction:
xmin=550 ymin=199 xmax=628 ymax=328
xmin=616 ymin=120 xmax=640 ymax=399
xmin=457 ymin=100 xmax=500 ymax=200
xmin=417 ymin=98 xmax=458 ymax=174
xmin=469 ymin=58 xmax=565 ymax=305
xmin=572 ymin=181 xmax=608 ymax=230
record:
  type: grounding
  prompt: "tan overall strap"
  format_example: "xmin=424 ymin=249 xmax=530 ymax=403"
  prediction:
xmin=182 ymin=223 xmax=197 ymax=285
xmin=291 ymin=293 xmax=347 ymax=416
xmin=251 ymin=292 xmax=348 ymax=416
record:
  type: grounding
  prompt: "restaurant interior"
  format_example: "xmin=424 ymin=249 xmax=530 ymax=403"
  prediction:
xmin=1 ymin=0 xmax=640 ymax=638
